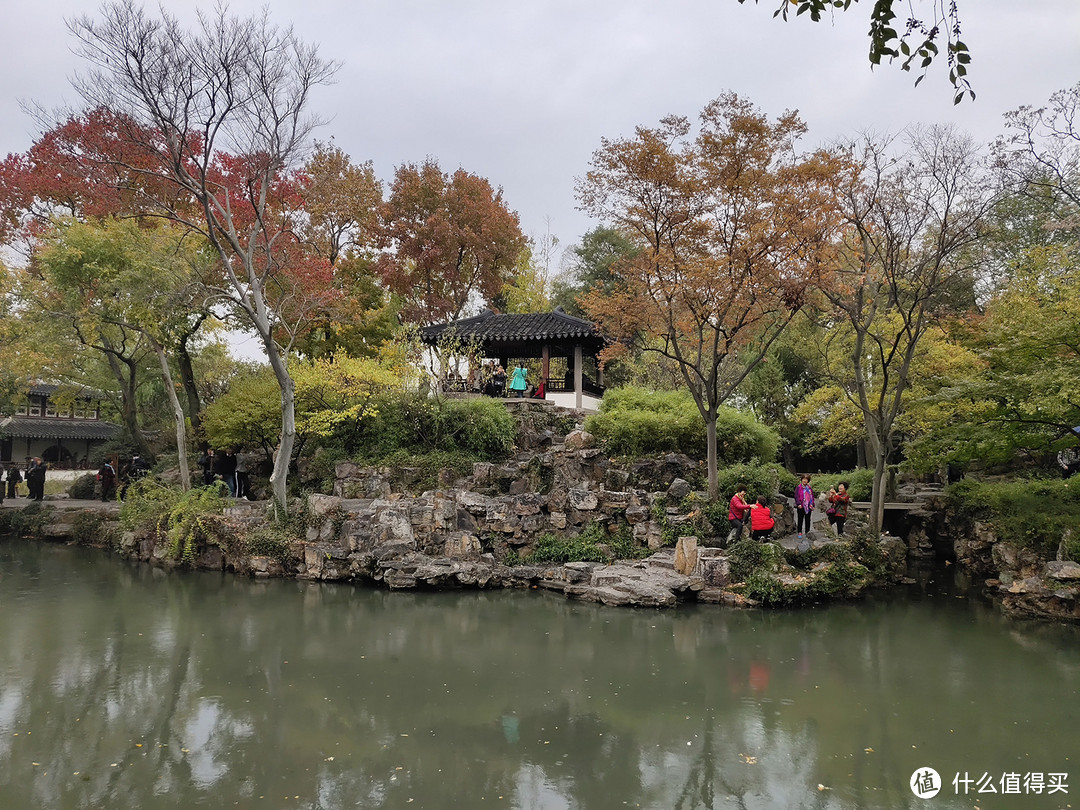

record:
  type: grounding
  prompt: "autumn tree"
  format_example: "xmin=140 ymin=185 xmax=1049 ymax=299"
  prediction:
xmin=737 ymin=0 xmax=974 ymax=103
xmin=35 ymin=218 xmax=218 ymax=488
xmin=577 ymin=93 xmax=848 ymax=499
xmin=379 ymin=159 xmax=526 ymax=325
xmin=66 ymin=1 xmax=338 ymax=509
xmin=294 ymin=143 xmax=396 ymax=359
xmin=817 ymin=127 xmax=994 ymax=534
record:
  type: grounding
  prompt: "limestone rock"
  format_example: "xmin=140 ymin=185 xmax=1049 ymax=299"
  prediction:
xmin=1046 ymin=560 xmax=1080 ymax=580
xmin=564 ymin=430 xmax=595 ymax=451
xmin=567 ymin=486 xmax=598 ymax=511
xmin=674 ymin=536 xmax=699 ymax=576
xmin=666 ymin=478 xmax=692 ymax=501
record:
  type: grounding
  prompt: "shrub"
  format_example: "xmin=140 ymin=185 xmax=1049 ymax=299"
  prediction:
xmin=522 ymin=522 xmax=649 ymax=565
xmin=355 ymin=394 xmax=516 ymax=460
xmin=586 ymin=387 xmax=780 ymax=462
xmin=119 ymin=479 xmax=232 ymax=565
xmin=68 ymin=473 xmax=98 ymax=500
xmin=946 ymin=476 xmax=1080 ymax=559
xmin=727 ymin=538 xmax=784 ymax=582
xmin=244 ymin=523 xmax=298 ymax=562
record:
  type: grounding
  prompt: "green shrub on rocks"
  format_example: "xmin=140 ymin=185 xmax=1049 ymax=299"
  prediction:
xmin=71 ymin=511 xmax=113 ymax=547
xmin=357 ymin=394 xmax=516 ymax=459
xmin=586 ymin=387 xmax=780 ymax=462
xmin=523 ymin=522 xmax=650 ymax=565
xmin=729 ymin=532 xmax=883 ymax=606
xmin=727 ymin=539 xmax=784 ymax=583
xmin=244 ymin=523 xmax=297 ymax=562
xmin=946 ymin=476 xmax=1080 ymax=559
xmin=120 ymin=479 xmax=232 ymax=565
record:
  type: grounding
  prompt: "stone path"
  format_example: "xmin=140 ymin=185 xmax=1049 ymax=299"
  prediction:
xmin=0 ymin=497 xmax=121 ymax=512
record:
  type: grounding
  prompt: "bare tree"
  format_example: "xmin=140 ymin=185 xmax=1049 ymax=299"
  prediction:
xmin=821 ymin=127 xmax=994 ymax=534
xmin=66 ymin=1 xmax=338 ymax=509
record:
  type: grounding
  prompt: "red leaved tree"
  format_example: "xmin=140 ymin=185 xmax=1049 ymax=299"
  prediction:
xmin=379 ymin=159 xmax=526 ymax=325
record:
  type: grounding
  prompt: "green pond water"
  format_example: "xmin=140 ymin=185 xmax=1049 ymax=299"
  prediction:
xmin=0 ymin=539 xmax=1077 ymax=810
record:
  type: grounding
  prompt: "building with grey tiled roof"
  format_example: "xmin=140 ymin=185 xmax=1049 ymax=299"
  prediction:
xmin=1 ymin=383 xmax=119 ymax=468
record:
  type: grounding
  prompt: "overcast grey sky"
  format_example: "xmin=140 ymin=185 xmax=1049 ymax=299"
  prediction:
xmin=3 ymin=1 xmax=1079 ymax=268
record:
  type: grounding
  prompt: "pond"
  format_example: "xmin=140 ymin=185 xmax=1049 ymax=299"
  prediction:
xmin=0 ymin=539 xmax=1077 ymax=809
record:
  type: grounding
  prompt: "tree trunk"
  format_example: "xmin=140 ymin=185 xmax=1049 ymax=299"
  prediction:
xmin=150 ymin=339 xmax=191 ymax=490
xmin=706 ymin=416 xmax=718 ymax=501
xmin=176 ymin=331 xmax=203 ymax=441
xmin=266 ymin=348 xmax=296 ymax=511
xmin=868 ymin=448 xmax=888 ymax=537
xmin=101 ymin=344 xmax=152 ymax=458
xmin=781 ymin=443 xmax=796 ymax=473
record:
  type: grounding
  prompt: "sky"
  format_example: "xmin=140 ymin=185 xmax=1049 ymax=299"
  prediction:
xmin=2 ymin=0 xmax=1079 ymax=275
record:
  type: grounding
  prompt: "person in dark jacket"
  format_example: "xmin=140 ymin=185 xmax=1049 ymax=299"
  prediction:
xmin=25 ymin=458 xmax=46 ymax=501
xmin=97 ymin=461 xmax=117 ymax=502
xmin=215 ymin=449 xmax=238 ymax=496
xmin=6 ymin=463 xmax=22 ymax=499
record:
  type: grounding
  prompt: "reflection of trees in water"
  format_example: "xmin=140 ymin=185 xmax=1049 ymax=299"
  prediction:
xmin=3 ymin=545 xmax=1080 ymax=808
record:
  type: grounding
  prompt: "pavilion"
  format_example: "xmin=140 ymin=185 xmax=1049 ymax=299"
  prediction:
xmin=419 ymin=307 xmax=608 ymax=410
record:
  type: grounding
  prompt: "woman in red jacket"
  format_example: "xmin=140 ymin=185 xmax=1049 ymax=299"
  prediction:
xmin=828 ymin=481 xmax=852 ymax=536
xmin=749 ymin=496 xmax=776 ymax=542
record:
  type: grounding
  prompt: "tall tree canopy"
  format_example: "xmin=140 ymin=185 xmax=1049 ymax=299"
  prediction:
xmin=66 ymin=0 xmax=338 ymax=509
xmin=379 ymin=159 xmax=526 ymax=325
xmin=816 ymin=127 xmax=994 ymax=533
xmin=577 ymin=93 xmax=849 ymax=498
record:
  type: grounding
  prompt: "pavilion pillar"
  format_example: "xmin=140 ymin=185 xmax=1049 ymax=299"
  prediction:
xmin=574 ymin=344 xmax=583 ymax=410
xmin=541 ymin=345 xmax=550 ymax=389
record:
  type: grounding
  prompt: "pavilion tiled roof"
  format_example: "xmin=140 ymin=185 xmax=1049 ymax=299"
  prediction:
xmin=26 ymin=382 xmax=109 ymax=399
xmin=420 ymin=308 xmax=603 ymax=344
xmin=0 ymin=416 xmax=120 ymax=441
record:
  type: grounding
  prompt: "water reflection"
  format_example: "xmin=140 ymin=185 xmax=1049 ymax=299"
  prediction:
xmin=0 ymin=540 xmax=1078 ymax=809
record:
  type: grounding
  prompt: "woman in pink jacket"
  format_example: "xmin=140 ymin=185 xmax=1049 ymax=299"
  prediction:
xmin=795 ymin=475 xmax=814 ymax=539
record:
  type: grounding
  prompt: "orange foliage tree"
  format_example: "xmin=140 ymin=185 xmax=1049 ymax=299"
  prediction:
xmin=577 ymin=93 xmax=849 ymax=499
xmin=379 ymin=159 xmax=526 ymax=325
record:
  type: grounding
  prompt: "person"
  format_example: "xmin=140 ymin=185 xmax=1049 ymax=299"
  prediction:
xmin=120 ymin=454 xmax=150 ymax=500
xmin=794 ymin=475 xmax=814 ymax=539
xmin=531 ymin=378 xmax=547 ymax=399
xmin=216 ymin=449 xmax=238 ymax=496
xmin=509 ymin=362 xmax=528 ymax=398
xmin=25 ymin=458 xmax=46 ymax=501
xmin=198 ymin=448 xmax=216 ymax=486
xmin=97 ymin=460 xmax=117 ymax=502
xmin=749 ymin=496 xmax=775 ymax=542
xmin=727 ymin=484 xmax=751 ymax=546
xmin=492 ymin=365 xmax=507 ymax=398
xmin=828 ymin=481 xmax=852 ymax=536
xmin=234 ymin=453 xmax=251 ymax=500
xmin=5 ymin=463 xmax=21 ymax=499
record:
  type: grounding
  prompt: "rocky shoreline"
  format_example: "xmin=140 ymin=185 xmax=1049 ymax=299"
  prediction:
xmin=2 ymin=407 xmax=1078 ymax=618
